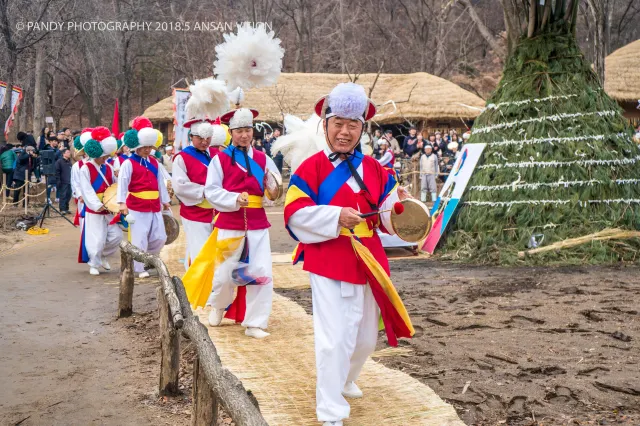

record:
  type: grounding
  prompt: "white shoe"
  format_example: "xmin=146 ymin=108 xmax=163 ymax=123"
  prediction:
xmin=208 ymin=309 xmax=224 ymax=327
xmin=323 ymin=422 xmax=343 ymax=426
xmin=342 ymin=381 xmax=363 ymax=398
xmin=245 ymin=327 xmax=270 ymax=339
xmin=89 ymin=267 xmax=100 ymax=276
xmin=101 ymin=258 xmax=111 ymax=270
xmin=138 ymin=271 xmax=150 ymax=278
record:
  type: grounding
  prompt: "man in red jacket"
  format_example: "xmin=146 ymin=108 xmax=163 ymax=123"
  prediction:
xmin=284 ymin=83 xmax=414 ymax=426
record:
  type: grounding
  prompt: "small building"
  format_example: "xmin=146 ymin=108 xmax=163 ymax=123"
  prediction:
xmin=142 ymin=72 xmax=486 ymax=143
xmin=605 ymin=39 xmax=640 ymax=128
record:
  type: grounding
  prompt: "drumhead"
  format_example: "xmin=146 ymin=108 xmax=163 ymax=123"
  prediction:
xmin=264 ymin=170 xmax=283 ymax=201
xmin=390 ymin=199 xmax=432 ymax=243
xmin=102 ymin=185 xmax=120 ymax=214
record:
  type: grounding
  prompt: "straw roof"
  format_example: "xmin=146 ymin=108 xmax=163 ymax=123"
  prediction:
xmin=605 ymin=39 xmax=640 ymax=102
xmin=143 ymin=72 xmax=485 ymax=125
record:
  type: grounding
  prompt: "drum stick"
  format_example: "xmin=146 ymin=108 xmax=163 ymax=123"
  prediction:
xmin=358 ymin=202 xmax=404 ymax=218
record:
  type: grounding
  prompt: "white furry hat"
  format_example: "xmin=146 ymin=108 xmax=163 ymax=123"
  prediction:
xmin=220 ymin=107 xmax=259 ymax=130
xmin=448 ymin=142 xmax=459 ymax=151
xmin=190 ymin=121 xmax=214 ymax=139
xmin=314 ymin=83 xmax=376 ymax=123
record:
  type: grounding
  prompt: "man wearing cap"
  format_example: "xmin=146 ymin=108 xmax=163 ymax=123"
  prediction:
xmin=420 ymin=144 xmax=439 ymax=202
xmin=284 ymin=82 xmax=414 ymax=426
xmin=162 ymin=146 xmax=174 ymax=174
xmin=376 ymin=138 xmax=395 ymax=175
xmin=172 ymin=120 xmax=227 ymax=270
xmin=200 ymin=107 xmax=280 ymax=339
xmin=77 ymin=127 xmax=122 ymax=275
xmin=118 ymin=117 xmax=171 ymax=279
xmin=381 ymin=129 xmax=401 ymax=155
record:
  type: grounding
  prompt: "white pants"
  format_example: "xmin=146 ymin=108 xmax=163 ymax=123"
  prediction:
xmin=310 ymin=274 xmax=379 ymax=422
xmin=181 ymin=217 xmax=213 ymax=271
xmin=128 ymin=210 xmax=167 ymax=273
xmin=207 ymin=228 xmax=273 ymax=329
xmin=84 ymin=212 xmax=122 ymax=268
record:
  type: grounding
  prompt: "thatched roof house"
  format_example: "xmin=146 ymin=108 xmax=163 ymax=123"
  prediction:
xmin=605 ymin=39 xmax=640 ymax=125
xmin=144 ymin=72 xmax=485 ymax=141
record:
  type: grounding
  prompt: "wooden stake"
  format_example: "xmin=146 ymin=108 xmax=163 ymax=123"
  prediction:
xmin=173 ymin=276 xmax=267 ymax=425
xmin=157 ymin=286 xmax=180 ymax=396
xmin=2 ymin=172 xmax=6 ymax=205
xmin=191 ymin=355 xmax=218 ymax=426
xmin=118 ymin=250 xmax=134 ymax=317
xmin=24 ymin=170 xmax=28 ymax=214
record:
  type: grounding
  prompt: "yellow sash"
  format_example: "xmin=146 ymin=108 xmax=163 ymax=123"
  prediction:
xmin=96 ymin=193 xmax=104 ymax=201
xmin=195 ymin=199 xmax=214 ymax=209
xmin=130 ymin=190 xmax=159 ymax=200
xmin=246 ymin=195 xmax=263 ymax=208
xmin=340 ymin=222 xmax=373 ymax=238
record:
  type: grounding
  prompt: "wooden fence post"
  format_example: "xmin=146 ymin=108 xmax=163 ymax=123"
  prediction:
xmin=192 ymin=355 xmax=218 ymax=426
xmin=118 ymin=250 xmax=134 ymax=317
xmin=2 ymin=172 xmax=6 ymax=205
xmin=24 ymin=170 xmax=28 ymax=214
xmin=157 ymin=286 xmax=180 ymax=396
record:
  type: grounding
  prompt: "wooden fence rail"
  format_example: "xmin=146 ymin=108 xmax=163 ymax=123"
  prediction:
xmin=118 ymin=240 xmax=268 ymax=426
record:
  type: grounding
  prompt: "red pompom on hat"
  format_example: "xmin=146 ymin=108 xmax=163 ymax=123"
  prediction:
xmin=91 ymin=126 xmax=111 ymax=142
xmin=131 ymin=116 xmax=153 ymax=131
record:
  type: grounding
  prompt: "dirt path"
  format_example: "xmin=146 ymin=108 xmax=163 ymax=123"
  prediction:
xmin=0 ymin=218 xmax=189 ymax=426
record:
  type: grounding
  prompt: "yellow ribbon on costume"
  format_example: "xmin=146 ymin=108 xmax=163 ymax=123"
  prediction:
xmin=96 ymin=193 xmax=104 ymax=201
xmin=182 ymin=228 xmax=244 ymax=309
xmin=130 ymin=190 xmax=159 ymax=199
xmin=246 ymin=195 xmax=263 ymax=208
xmin=348 ymin=236 xmax=415 ymax=337
xmin=196 ymin=198 xmax=214 ymax=209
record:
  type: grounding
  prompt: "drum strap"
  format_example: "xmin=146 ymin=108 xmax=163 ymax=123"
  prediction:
xmin=328 ymin=151 xmax=377 ymax=211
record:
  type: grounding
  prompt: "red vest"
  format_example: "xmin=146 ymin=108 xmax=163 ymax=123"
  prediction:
xmin=84 ymin=162 xmax=115 ymax=215
xmin=177 ymin=149 xmax=216 ymax=223
xmin=215 ymin=148 xmax=270 ymax=231
xmin=125 ymin=156 xmax=161 ymax=212
xmin=289 ymin=153 xmax=393 ymax=284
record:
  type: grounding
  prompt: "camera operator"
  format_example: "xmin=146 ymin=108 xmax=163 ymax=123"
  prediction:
xmin=55 ymin=148 xmax=73 ymax=214
xmin=13 ymin=145 xmax=37 ymax=206
xmin=57 ymin=129 xmax=71 ymax=150
xmin=42 ymin=138 xmax=62 ymax=201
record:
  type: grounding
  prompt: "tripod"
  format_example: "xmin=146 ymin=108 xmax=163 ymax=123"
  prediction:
xmin=37 ymin=174 xmax=76 ymax=228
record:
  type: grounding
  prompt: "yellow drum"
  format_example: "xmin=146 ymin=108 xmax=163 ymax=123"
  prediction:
xmin=102 ymin=185 xmax=120 ymax=214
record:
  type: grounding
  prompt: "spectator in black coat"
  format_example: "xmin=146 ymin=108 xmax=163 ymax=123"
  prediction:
xmin=16 ymin=131 xmax=37 ymax=149
xmin=55 ymin=148 xmax=73 ymax=213
xmin=403 ymin=127 xmax=419 ymax=157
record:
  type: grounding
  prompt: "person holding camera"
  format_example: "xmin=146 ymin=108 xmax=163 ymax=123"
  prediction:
xmin=55 ymin=148 xmax=73 ymax=214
